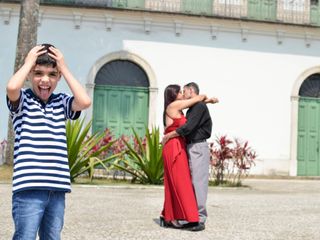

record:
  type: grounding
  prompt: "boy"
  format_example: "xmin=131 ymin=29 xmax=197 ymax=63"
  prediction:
xmin=6 ymin=44 xmax=91 ymax=240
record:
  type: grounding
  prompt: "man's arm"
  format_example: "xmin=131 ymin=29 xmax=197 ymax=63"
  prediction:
xmin=176 ymin=103 xmax=206 ymax=137
xmin=48 ymin=47 xmax=91 ymax=111
xmin=162 ymin=130 xmax=179 ymax=145
xmin=162 ymin=103 xmax=207 ymax=145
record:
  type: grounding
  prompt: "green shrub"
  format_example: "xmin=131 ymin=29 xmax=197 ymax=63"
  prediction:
xmin=66 ymin=118 xmax=121 ymax=182
xmin=113 ymin=127 xmax=164 ymax=184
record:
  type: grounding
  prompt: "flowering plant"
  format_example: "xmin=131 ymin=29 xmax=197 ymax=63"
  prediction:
xmin=210 ymin=135 xmax=257 ymax=186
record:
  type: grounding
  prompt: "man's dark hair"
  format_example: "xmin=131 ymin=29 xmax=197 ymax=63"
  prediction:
xmin=35 ymin=43 xmax=57 ymax=68
xmin=185 ymin=82 xmax=199 ymax=95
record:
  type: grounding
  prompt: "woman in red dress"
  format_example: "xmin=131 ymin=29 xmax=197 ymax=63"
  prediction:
xmin=160 ymin=84 xmax=208 ymax=228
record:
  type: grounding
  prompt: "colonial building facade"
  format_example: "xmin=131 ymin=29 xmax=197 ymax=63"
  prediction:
xmin=1 ymin=0 xmax=320 ymax=176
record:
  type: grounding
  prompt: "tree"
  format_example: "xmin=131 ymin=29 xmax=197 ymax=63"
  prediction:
xmin=5 ymin=0 xmax=40 ymax=165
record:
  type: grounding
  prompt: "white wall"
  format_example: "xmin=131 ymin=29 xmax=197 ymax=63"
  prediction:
xmin=1 ymin=4 xmax=320 ymax=174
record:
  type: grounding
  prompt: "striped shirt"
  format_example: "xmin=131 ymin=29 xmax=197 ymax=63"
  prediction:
xmin=7 ymin=88 xmax=81 ymax=193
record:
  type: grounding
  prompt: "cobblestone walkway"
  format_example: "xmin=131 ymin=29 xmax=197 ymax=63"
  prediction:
xmin=1 ymin=179 xmax=320 ymax=240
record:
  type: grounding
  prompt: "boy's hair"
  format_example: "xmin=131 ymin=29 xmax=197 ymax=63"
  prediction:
xmin=185 ymin=82 xmax=200 ymax=95
xmin=35 ymin=43 xmax=57 ymax=68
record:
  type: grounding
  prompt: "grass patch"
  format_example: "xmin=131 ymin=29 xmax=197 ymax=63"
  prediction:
xmin=0 ymin=164 xmax=13 ymax=182
xmin=209 ymin=179 xmax=248 ymax=187
xmin=73 ymin=177 xmax=135 ymax=185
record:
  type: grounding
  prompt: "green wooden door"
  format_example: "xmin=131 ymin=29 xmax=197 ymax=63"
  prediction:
xmin=93 ymin=85 xmax=149 ymax=138
xmin=247 ymin=0 xmax=277 ymax=21
xmin=297 ymin=97 xmax=320 ymax=176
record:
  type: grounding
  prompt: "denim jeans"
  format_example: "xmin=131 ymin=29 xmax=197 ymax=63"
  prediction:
xmin=12 ymin=190 xmax=66 ymax=240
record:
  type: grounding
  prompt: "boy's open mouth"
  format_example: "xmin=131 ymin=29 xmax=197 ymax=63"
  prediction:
xmin=39 ymin=86 xmax=50 ymax=100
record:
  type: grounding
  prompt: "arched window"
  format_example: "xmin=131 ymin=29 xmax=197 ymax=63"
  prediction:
xmin=299 ymin=73 xmax=320 ymax=98
xmin=95 ymin=60 xmax=149 ymax=87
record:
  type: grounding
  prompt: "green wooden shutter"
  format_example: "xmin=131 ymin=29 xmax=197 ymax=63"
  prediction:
xmin=181 ymin=0 xmax=212 ymax=15
xmin=112 ymin=0 xmax=145 ymax=8
xmin=93 ymin=85 xmax=149 ymax=138
xmin=248 ymin=0 xmax=276 ymax=21
xmin=41 ymin=0 xmax=76 ymax=3
xmin=112 ymin=0 xmax=127 ymax=8
xmin=310 ymin=3 xmax=320 ymax=26
xmin=127 ymin=0 xmax=145 ymax=8
xmin=297 ymin=98 xmax=320 ymax=176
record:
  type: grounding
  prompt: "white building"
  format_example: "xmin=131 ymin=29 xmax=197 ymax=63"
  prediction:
xmin=1 ymin=0 xmax=320 ymax=176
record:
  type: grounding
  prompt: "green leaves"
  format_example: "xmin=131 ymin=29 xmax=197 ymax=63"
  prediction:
xmin=66 ymin=119 xmax=164 ymax=184
xmin=210 ymin=135 xmax=257 ymax=186
xmin=66 ymin=118 xmax=121 ymax=182
xmin=113 ymin=127 xmax=164 ymax=184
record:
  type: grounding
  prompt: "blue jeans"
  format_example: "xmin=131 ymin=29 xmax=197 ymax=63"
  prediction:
xmin=12 ymin=190 xmax=66 ymax=240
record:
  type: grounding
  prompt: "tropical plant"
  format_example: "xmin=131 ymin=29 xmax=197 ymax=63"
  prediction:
xmin=232 ymin=138 xmax=257 ymax=184
xmin=210 ymin=135 xmax=257 ymax=186
xmin=66 ymin=118 xmax=122 ymax=182
xmin=113 ymin=127 xmax=164 ymax=184
xmin=210 ymin=135 xmax=234 ymax=185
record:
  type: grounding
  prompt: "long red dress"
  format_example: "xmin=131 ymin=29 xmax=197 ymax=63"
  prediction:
xmin=161 ymin=115 xmax=199 ymax=222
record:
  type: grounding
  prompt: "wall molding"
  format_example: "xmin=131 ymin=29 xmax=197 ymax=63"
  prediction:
xmin=2 ymin=3 xmax=320 ymax=43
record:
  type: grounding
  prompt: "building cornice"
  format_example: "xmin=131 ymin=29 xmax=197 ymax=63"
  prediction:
xmin=1 ymin=2 xmax=320 ymax=45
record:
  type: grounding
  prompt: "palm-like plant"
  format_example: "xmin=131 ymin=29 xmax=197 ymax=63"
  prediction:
xmin=113 ymin=127 xmax=164 ymax=184
xmin=66 ymin=118 xmax=122 ymax=182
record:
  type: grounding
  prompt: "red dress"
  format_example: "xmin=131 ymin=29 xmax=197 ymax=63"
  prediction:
xmin=161 ymin=115 xmax=199 ymax=222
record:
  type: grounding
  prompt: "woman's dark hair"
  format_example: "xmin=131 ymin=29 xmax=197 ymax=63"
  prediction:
xmin=35 ymin=43 xmax=57 ymax=68
xmin=163 ymin=84 xmax=181 ymax=126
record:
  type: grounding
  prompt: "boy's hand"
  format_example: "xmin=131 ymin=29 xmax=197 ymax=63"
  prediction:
xmin=47 ymin=46 xmax=67 ymax=72
xmin=24 ymin=45 xmax=46 ymax=67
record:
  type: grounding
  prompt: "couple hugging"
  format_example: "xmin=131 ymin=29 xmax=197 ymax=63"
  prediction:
xmin=160 ymin=82 xmax=218 ymax=231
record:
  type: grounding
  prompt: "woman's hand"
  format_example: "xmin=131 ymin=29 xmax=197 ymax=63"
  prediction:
xmin=205 ymin=97 xmax=219 ymax=104
xmin=197 ymin=94 xmax=207 ymax=102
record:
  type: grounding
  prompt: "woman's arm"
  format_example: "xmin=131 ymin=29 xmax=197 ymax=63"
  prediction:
xmin=204 ymin=97 xmax=219 ymax=104
xmin=168 ymin=94 xmax=206 ymax=112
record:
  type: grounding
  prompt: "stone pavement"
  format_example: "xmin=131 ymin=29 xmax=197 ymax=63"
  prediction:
xmin=1 ymin=179 xmax=320 ymax=240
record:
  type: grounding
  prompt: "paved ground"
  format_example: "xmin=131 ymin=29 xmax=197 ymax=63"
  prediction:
xmin=1 ymin=179 xmax=320 ymax=240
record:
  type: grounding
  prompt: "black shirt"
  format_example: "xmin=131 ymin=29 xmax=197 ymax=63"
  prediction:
xmin=176 ymin=102 xmax=212 ymax=142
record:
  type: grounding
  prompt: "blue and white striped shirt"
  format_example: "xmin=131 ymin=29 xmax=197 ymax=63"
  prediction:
xmin=7 ymin=88 xmax=81 ymax=193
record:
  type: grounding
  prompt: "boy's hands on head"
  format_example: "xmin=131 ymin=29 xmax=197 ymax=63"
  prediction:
xmin=7 ymin=45 xmax=47 ymax=102
xmin=47 ymin=46 xmax=67 ymax=73
xmin=25 ymin=45 xmax=46 ymax=68
xmin=45 ymin=45 xmax=91 ymax=111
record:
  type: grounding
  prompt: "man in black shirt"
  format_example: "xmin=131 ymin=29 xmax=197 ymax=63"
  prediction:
xmin=162 ymin=82 xmax=218 ymax=231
